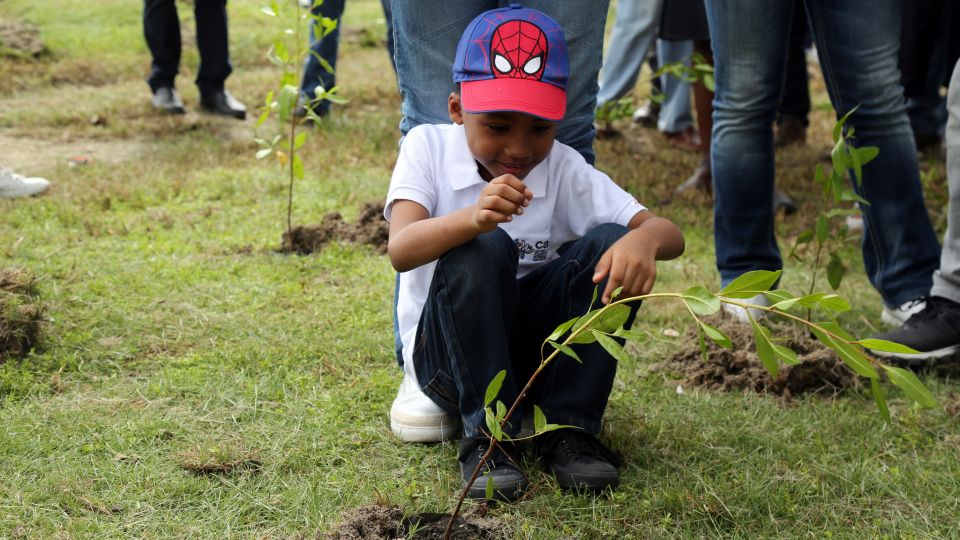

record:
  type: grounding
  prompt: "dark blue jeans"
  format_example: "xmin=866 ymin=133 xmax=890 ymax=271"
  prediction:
xmin=412 ymin=225 xmax=637 ymax=438
xmin=706 ymin=0 xmax=942 ymax=307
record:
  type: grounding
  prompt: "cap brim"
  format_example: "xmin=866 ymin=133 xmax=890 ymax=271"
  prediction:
xmin=461 ymin=78 xmax=566 ymax=121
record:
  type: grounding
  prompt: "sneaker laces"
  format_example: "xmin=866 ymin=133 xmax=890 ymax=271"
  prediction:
xmin=542 ymin=430 xmax=623 ymax=467
xmin=459 ymin=438 xmax=515 ymax=471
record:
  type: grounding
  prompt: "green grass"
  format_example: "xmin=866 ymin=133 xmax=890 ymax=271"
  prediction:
xmin=1 ymin=1 xmax=958 ymax=538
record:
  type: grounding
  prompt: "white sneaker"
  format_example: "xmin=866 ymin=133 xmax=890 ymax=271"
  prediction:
xmin=881 ymin=297 xmax=927 ymax=327
xmin=720 ymin=293 xmax=772 ymax=323
xmin=0 ymin=168 xmax=50 ymax=198
xmin=390 ymin=370 xmax=459 ymax=443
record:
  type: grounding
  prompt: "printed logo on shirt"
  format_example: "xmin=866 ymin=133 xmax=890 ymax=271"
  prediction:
xmin=515 ymin=239 xmax=549 ymax=262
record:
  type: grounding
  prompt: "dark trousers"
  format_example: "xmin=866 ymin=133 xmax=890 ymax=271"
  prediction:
xmin=778 ymin=0 xmax=811 ymax=125
xmin=900 ymin=0 xmax=958 ymax=138
xmin=143 ymin=0 xmax=232 ymax=94
xmin=413 ymin=224 xmax=637 ymax=438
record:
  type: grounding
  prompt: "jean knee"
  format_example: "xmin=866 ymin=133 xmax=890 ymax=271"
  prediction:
xmin=437 ymin=228 xmax=517 ymax=280
xmin=582 ymin=223 xmax=628 ymax=253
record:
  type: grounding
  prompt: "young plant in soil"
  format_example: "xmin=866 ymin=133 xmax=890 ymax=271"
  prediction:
xmin=444 ymin=270 xmax=934 ymax=539
xmin=255 ymin=0 xmax=345 ymax=250
xmin=787 ymin=107 xmax=878 ymax=303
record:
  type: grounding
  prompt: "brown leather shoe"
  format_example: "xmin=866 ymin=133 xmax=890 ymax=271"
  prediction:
xmin=662 ymin=126 xmax=701 ymax=152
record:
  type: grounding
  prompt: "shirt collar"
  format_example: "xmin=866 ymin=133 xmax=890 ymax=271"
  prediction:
xmin=446 ymin=124 xmax=548 ymax=198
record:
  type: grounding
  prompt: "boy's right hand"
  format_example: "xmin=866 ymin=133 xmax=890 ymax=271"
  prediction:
xmin=471 ymin=174 xmax=533 ymax=233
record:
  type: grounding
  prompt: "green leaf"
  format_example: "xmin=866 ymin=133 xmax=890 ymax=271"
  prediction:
xmin=826 ymin=254 xmax=844 ymax=290
xmin=796 ymin=293 xmax=851 ymax=314
xmin=484 ymin=370 xmax=506 ymax=407
xmin=840 ymin=190 xmax=870 ymax=205
xmin=856 ymin=146 xmax=879 ymax=167
xmin=795 ymin=230 xmax=814 ymax=245
xmin=749 ymin=318 xmax=779 ymax=378
xmin=546 ymin=317 xmax=578 ymax=343
xmin=849 ymin=143 xmax=864 ymax=187
xmin=255 ymin=109 xmax=270 ymax=128
xmin=255 ymin=148 xmax=273 ymax=160
xmin=815 ymin=215 xmax=829 ymax=244
xmin=595 ymin=331 xmax=630 ymax=363
xmin=293 ymin=132 xmax=308 ymax=151
xmin=549 ymin=341 xmax=582 ymax=363
xmin=485 ymin=407 xmax=502 ymax=440
xmin=871 ymin=377 xmax=891 ymax=423
xmin=854 ymin=339 xmax=920 ymax=354
xmin=273 ymin=39 xmax=290 ymax=64
xmin=261 ymin=6 xmax=277 ymax=16
xmin=611 ymin=286 xmax=623 ymax=301
xmin=533 ymin=405 xmax=546 ymax=434
xmin=814 ymin=163 xmax=827 ymax=187
xmin=763 ymin=290 xmax=799 ymax=311
xmin=278 ymin=84 xmax=299 ymax=125
xmin=485 ymin=475 xmax=495 ymax=500
xmin=569 ymin=304 xmax=631 ymax=344
xmin=772 ymin=343 xmax=800 ymax=365
xmin=809 ymin=326 xmax=878 ymax=379
xmin=612 ymin=327 xmax=647 ymax=342
xmin=496 ymin=400 xmax=507 ymax=421
xmin=719 ymin=270 xmax=782 ymax=298
xmin=833 ymin=106 xmax=856 ymax=143
xmin=318 ymin=56 xmax=335 ymax=75
xmin=681 ymin=285 xmax=721 ymax=316
xmin=700 ymin=321 xmax=732 ymax=349
xmin=291 ymin=154 xmax=304 ymax=180
xmin=882 ymin=365 xmax=937 ymax=408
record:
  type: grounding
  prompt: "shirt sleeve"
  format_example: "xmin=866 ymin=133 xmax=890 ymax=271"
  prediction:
xmin=384 ymin=126 xmax=438 ymax=222
xmin=554 ymin=147 xmax=647 ymax=237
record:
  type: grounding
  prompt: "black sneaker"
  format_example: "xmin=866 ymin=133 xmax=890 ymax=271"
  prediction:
xmin=536 ymin=429 xmax=622 ymax=492
xmin=458 ymin=437 xmax=527 ymax=501
xmin=869 ymin=296 xmax=960 ymax=364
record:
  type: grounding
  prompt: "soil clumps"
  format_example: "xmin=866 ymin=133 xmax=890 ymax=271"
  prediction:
xmin=0 ymin=268 xmax=44 ymax=361
xmin=658 ymin=317 xmax=859 ymax=398
xmin=330 ymin=504 xmax=504 ymax=540
xmin=282 ymin=201 xmax=388 ymax=255
xmin=0 ymin=18 xmax=45 ymax=57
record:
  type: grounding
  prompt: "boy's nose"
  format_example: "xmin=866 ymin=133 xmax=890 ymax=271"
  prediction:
xmin=505 ymin=137 xmax=532 ymax=159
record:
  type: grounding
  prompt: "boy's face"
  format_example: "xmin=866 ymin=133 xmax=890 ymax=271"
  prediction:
xmin=449 ymin=92 xmax=557 ymax=182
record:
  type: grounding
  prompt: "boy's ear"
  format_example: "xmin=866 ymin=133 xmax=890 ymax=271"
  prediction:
xmin=448 ymin=92 xmax=464 ymax=125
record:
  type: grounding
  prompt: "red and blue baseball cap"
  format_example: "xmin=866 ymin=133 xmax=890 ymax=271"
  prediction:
xmin=453 ymin=4 xmax=569 ymax=121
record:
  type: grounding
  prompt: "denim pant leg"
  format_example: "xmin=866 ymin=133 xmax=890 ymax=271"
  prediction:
xmin=144 ymin=0 xmax=182 ymax=91
xmin=705 ymin=0 xmax=794 ymax=285
xmin=391 ymin=0 xmax=608 ymax=164
xmin=778 ymin=0 xmax=811 ymax=125
xmin=932 ymin=58 xmax=960 ymax=304
xmin=656 ymin=39 xmax=694 ymax=134
xmin=596 ymin=0 xmax=665 ymax=106
xmin=413 ymin=229 xmax=521 ymax=438
xmin=193 ymin=0 xmax=232 ymax=94
xmin=512 ymin=224 xmax=637 ymax=436
xmin=806 ymin=0 xmax=941 ymax=306
xmin=301 ymin=0 xmax=345 ymax=112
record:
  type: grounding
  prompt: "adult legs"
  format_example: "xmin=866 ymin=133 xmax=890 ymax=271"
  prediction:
xmin=807 ymin=0 xmax=941 ymax=307
xmin=301 ymin=0 xmax=346 ymax=114
xmin=144 ymin=0 xmax=182 ymax=92
xmin=704 ymin=0 xmax=793 ymax=285
xmin=656 ymin=39 xmax=694 ymax=134
xmin=596 ymin=0 xmax=665 ymax=106
xmin=932 ymin=57 xmax=960 ymax=304
xmin=193 ymin=0 xmax=233 ymax=95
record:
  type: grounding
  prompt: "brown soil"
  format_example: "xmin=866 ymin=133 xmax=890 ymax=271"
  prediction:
xmin=0 ymin=18 xmax=45 ymax=58
xmin=282 ymin=201 xmax=389 ymax=255
xmin=329 ymin=505 xmax=504 ymax=540
xmin=0 ymin=268 xmax=44 ymax=362
xmin=656 ymin=317 xmax=860 ymax=398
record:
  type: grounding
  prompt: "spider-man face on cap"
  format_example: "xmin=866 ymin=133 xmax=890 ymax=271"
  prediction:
xmin=490 ymin=20 xmax=547 ymax=81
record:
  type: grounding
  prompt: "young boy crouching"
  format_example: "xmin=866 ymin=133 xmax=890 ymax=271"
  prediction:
xmin=385 ymin=5 xmax=684 ymax=500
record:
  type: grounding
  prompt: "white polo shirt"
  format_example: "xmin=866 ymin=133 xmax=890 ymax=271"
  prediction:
xmin=385 ymin=123 xmax=646 ymax=367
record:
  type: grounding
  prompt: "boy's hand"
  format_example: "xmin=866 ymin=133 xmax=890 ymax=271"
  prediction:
xmin=471 ymin=174 xmax=533 ymax=233
xmin=592 ymin=229 xmax=660 ymax=304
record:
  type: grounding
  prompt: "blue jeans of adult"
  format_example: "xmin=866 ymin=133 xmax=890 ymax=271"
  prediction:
xmin=596 ymin=0 xmax=665 ymax=107
xmin=301 ymin=0 xmax=394 ymax=114
xmin=413 ymin=225 xmax=637 ymax=438
xmin=390 ymin=0 xmax=609 ymax=165
xmin=656 ymin=39 xmax=694 ymax=134
xmin=705 ymin=0 xmax=942 ymax=307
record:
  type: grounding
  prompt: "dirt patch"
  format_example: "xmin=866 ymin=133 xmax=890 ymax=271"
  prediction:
xmin=329 ymin=504 xmax=505 ymax=540
xmin=282 ymin=201 xmax=388 ymax=254
xmin=176 ymin=442 xmax=262 ymax=475
xmin=656 ymin=317 xmax=859 ymax=398
xmin=0 ymin=268 xmax=44 ymax=362
xmin=0 ymin=19 xmax=45 ymax=58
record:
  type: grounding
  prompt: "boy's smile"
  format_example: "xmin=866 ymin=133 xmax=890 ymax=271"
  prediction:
xmin=448 ymin=92 xmax=557 ymax=182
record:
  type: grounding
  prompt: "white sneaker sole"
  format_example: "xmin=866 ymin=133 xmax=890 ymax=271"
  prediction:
xmin=390 ymin=408 xmax=459 ymax=442
xmin=870 ymin=344 xmax=960 ymax=361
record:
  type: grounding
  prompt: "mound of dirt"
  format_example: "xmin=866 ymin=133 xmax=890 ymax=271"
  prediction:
xmin=282 ymin=201 xmax=388 ymax=255
xmin=0 ymin=268 xmax=44 ymax=362
xmin=0 ymin=19 xmax=45 ymax=58
xmin=330 ymin=505 xmax=505 ymax=540
xmin=656 ymin=317 xmax=860 ymax=398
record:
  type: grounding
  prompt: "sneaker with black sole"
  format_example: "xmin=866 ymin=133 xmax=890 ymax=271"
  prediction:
xmin=869 ymin=296 xmax=960 ymax=364
xmin=459 ymin=437 xmax=527 ymax=501
xmin=536 ymin=429 xmax=622 ymax=492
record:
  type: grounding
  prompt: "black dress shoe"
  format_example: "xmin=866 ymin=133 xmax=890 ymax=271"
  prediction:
xmin=152 ymin=87 xmax=185 ymax=114
xmin=200 ymin=90 xmax=246 ymax=120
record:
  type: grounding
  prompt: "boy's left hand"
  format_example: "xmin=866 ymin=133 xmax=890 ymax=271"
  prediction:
xmin=592 ymin=229 xmax=659 ymax=304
